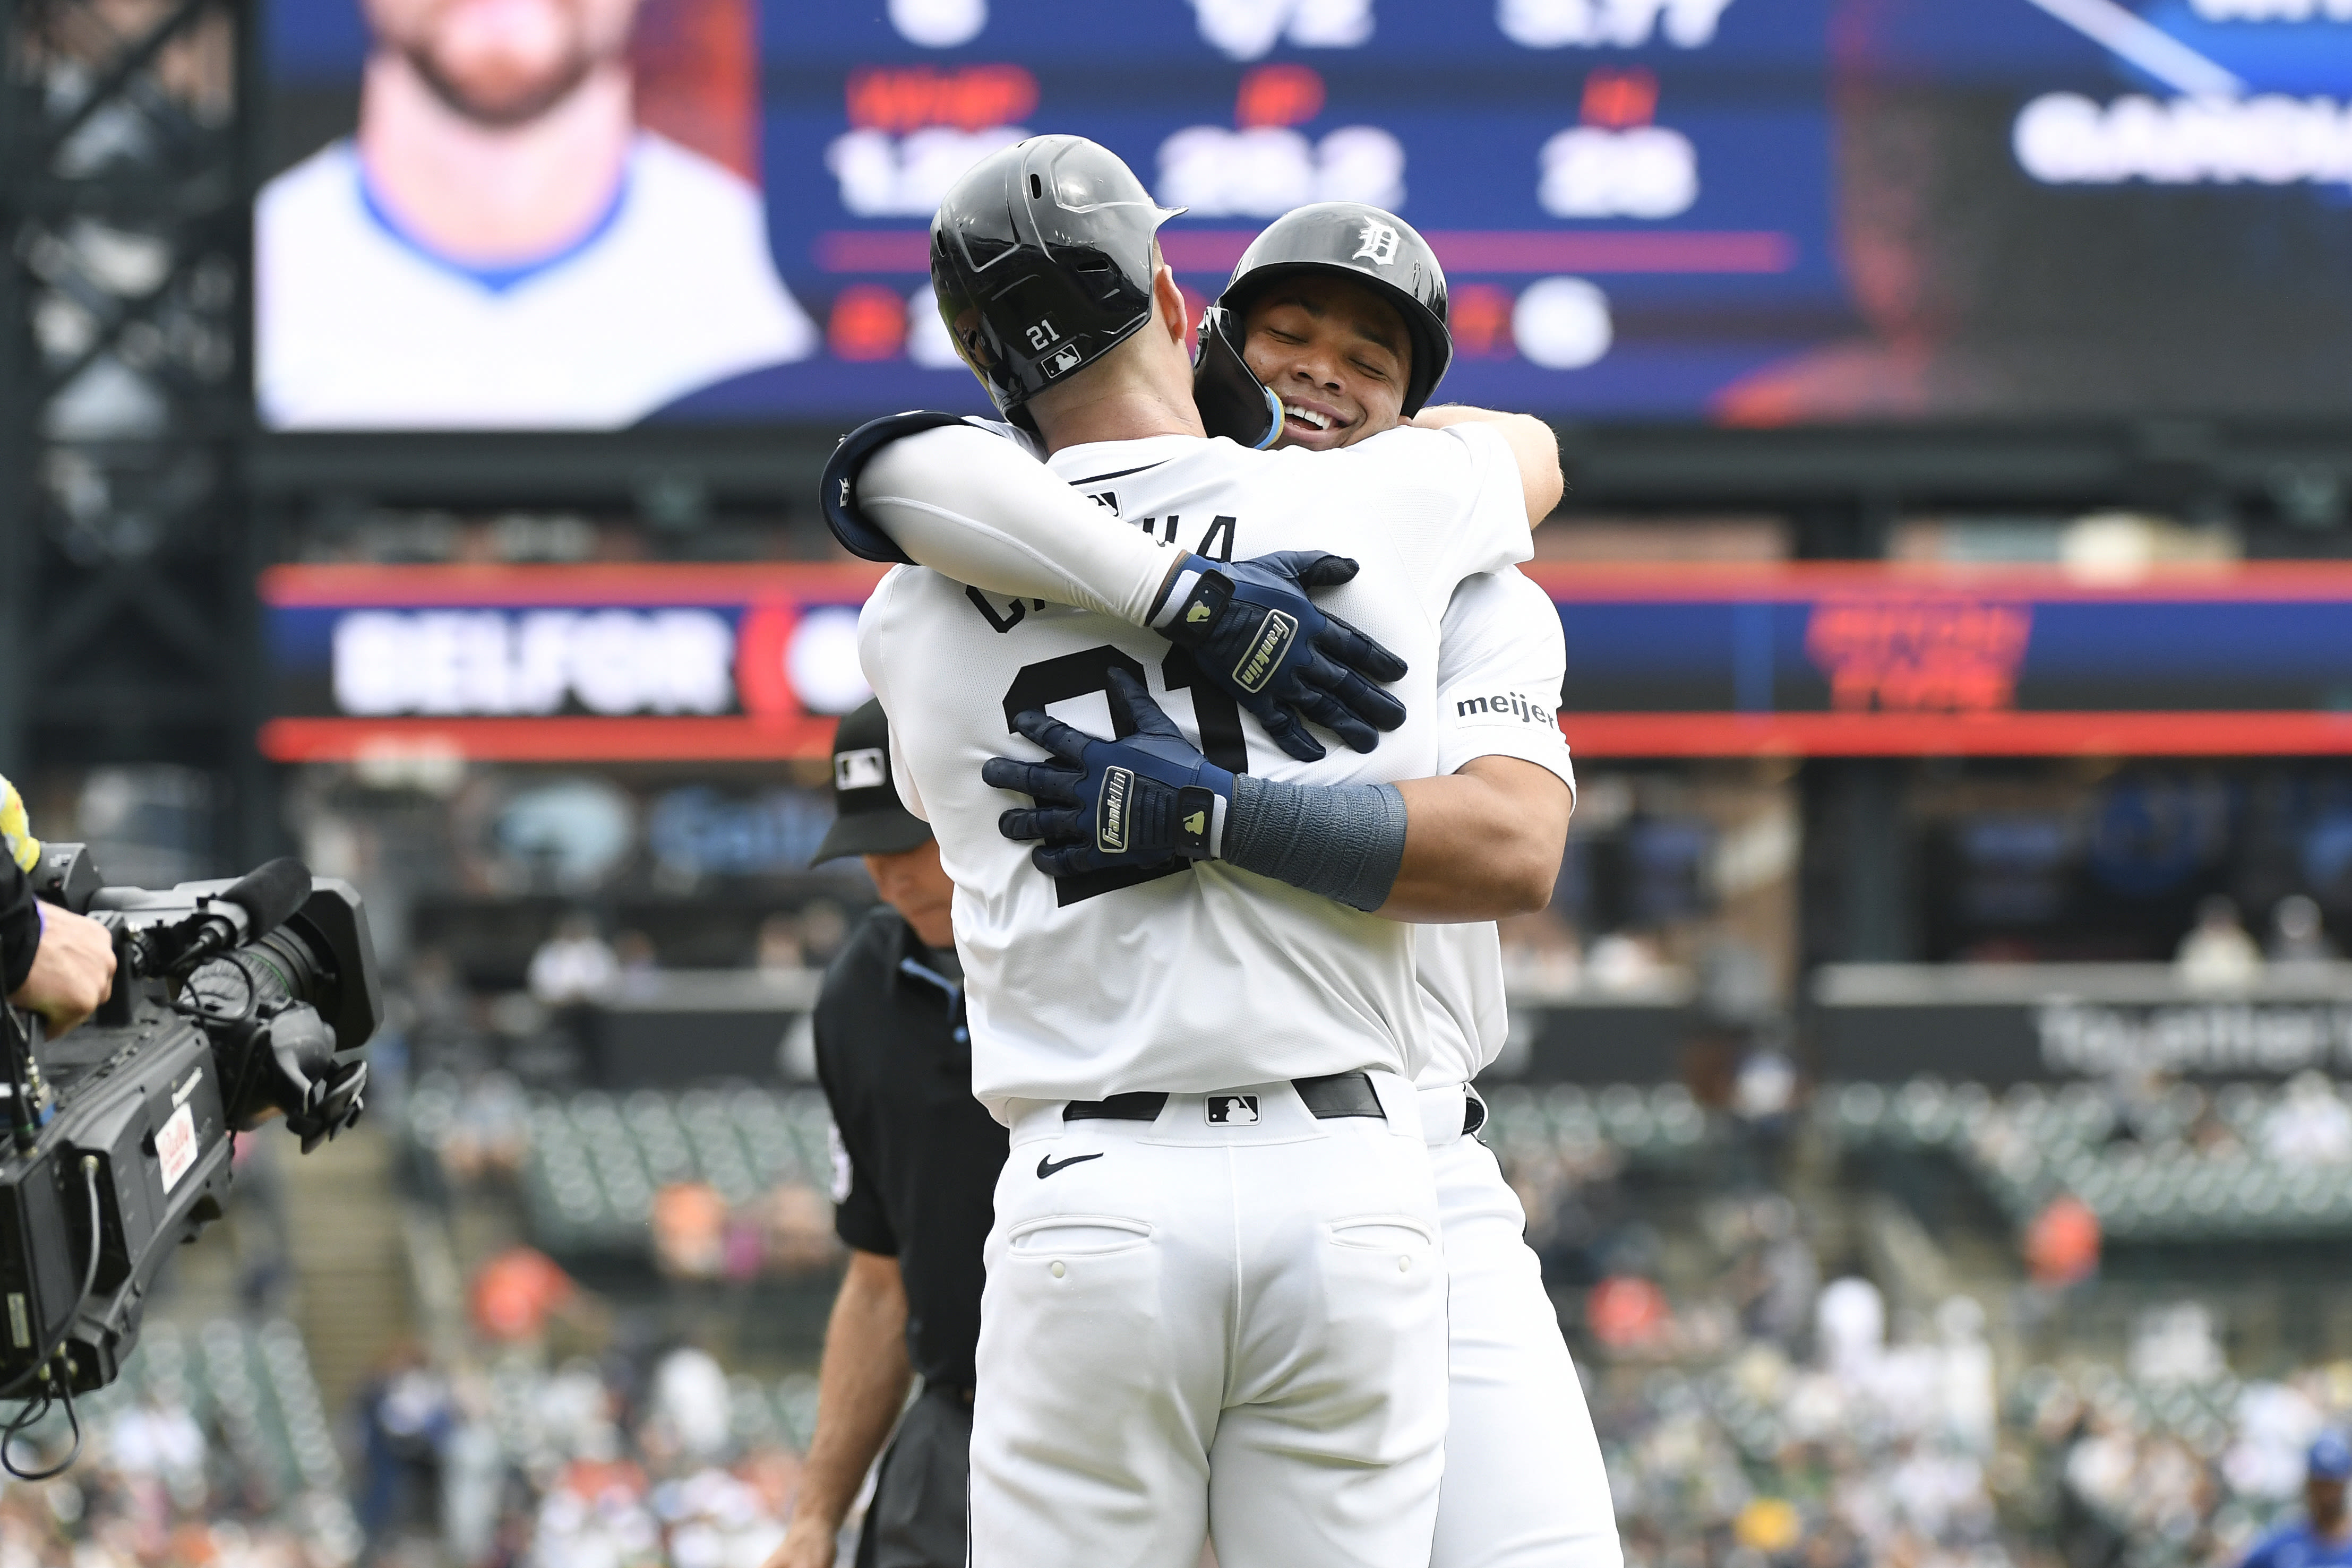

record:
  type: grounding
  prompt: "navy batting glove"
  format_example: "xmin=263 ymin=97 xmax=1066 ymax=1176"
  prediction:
xmin=1147 ymin=550 xmax=1409 ymax=763
xmin=982 ymin=668 xmax=1236 ymax=877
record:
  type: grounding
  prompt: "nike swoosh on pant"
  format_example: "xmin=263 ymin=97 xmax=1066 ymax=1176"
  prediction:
xmin=1036 ymin=1152 xmax=1105 ymax=1179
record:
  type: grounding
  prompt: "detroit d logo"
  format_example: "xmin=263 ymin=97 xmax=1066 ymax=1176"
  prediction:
xmin=1353 ymin=222 xmax=1401 ymax=266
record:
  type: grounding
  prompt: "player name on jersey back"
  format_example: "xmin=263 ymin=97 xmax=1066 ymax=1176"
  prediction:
xmin=859 ymin=426 xmax=1532 ymax=1113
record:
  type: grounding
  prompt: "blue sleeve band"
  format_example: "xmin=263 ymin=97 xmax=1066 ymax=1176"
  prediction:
xmin=818 ymin=410 xmax=973 ymax=564
xmin=1223 ymin=776 xmax=1409 ymax=914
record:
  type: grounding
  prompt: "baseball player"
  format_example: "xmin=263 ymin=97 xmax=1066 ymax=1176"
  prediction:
xmin=259 ymin=0 xmax=815 ymax=428
xmin=843 ymin=137 xmax=1564 ymax=1568
xmin=1202 ymin=209 xmax=1620 ymax=1568
xmin=830 ymin=202 xmax=1619 ymax=1567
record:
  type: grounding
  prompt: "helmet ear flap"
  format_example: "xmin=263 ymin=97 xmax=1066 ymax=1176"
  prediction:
xmin=1190 ymin=305 xmax=1282 ymax=450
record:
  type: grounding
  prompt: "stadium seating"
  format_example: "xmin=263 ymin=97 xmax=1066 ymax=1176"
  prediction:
xmin=408 ymin=1079 xmax=836 ymax=1261
xmin=416 ymin=1073 xmax=2352 ymax=1266
xmin=1827 ymin=1078 xmax=2352 ymax=1242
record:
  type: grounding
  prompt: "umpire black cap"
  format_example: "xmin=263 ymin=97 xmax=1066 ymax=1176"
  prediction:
xmin=930 ymin=135 xmax=1184 ymax=431
xmin=1194 ymin=202 xmax=1453 ymax=446
xmin=813 ymin=699 xmax=932 ymax=864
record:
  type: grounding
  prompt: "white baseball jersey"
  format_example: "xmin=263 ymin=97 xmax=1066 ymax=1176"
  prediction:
xmin=1417 ymin=565 xmax=1577 ymax=1089
xmin=859 ymin=424 xmax=1532 ymax=1113
xmin=257 ymin=132 xmax=817 ymax=429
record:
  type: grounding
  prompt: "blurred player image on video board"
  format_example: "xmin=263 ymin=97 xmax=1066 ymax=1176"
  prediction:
xmin=258 ymin=0 xmax=816 ymax=429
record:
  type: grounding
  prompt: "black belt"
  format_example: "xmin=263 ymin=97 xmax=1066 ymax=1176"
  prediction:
xmin=1064 ymin=1070 xmax=1385 ymax=1123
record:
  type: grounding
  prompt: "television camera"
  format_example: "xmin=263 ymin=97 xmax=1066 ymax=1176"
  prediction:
xmin=0 ymin=846 xmax=377 ymax=1472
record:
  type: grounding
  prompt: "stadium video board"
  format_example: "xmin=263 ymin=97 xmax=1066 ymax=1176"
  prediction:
xmin=1535 ymin=563 xmax=2352 ymax=757
xmin=261 ymin=0 xmax=2352 ymax=433
xmin=260 ymin=563 xmax=885 ymax=763
xmin=262 ymin=562 xmax=2352 ymax=763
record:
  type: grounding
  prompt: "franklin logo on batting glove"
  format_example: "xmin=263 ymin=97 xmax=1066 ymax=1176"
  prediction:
xmin=1096 ymin=766 xmax=1135 ymax=854
xmin=1232 ymin=610 xmax=1300 ymax=694
xmin=983 ymin=669 xmax=1238 ymax=878
xmin=1146 ymin=550 xmax=1409 ymax=763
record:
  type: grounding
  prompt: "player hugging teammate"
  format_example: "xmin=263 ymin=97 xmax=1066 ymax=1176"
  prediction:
xmin=823 ymin=137 xmax=1621 ymax=1568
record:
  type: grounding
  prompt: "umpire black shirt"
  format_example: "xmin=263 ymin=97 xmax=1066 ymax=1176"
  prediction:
xmin=814 ymin=905 xmax=1007 ymax=1393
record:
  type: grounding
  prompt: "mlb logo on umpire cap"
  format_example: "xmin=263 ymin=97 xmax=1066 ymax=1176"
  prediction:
xmin=812 ymin=698 xmax=934 ymax=865
xmin=1207 ymin=1095 xmax=1260 ymax=1125
xmin=834 ymin=748 xmax=888 ymax=791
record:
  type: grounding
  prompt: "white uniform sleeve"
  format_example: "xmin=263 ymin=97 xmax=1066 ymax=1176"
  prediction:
xmin=1433 ymin=568 xmax=1575 ymax=799
xmin=858 ymin=425 xmax=1182 ymax=627
xmin=1332 ymin=425 xmax=1533 ymax=616
xmin=1431 ymin=423 xmax=1536 ymax=583
xmin=855 ymin=570 xmax=928 ymax=822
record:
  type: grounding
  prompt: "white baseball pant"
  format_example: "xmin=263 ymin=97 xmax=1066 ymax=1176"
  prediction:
xmin=1420 ymin=1082 xmax=1624 ymax=1568
xmin=972 ymin=1073 xmax=1449 ymax=1568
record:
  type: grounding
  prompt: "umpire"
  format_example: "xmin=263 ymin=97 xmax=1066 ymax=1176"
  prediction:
xmin=768 ymin=700 xmax=1008 ymax=1568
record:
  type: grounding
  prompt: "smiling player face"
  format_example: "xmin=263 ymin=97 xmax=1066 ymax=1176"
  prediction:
xmin=1240 ymin=273 xmax=1413 ymax=452
xmin=364 ymin=0 xmax=641 ymax=127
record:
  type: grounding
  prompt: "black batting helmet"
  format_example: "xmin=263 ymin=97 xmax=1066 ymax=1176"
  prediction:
xmin=930 ymin=135 xmax=1183 ymax=430
xmin=1192 ymin=202 xmax=1452 ymax=446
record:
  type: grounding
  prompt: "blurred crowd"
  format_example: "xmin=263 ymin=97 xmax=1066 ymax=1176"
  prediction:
xmin=1498 ymin=908 xmax=1692 ymax=999
xmin=521 ymin=907 xmax=854 ymax=1014
xmin=1479 ymin=1119 xmax=2352 ymax=1568
xmin=350 ymin=1325 xmax=810 ymax=1568
xmin=0 ymin=1322 xmax=357 ymax=1568
xmin=0 ymin=1441 xmax=353 ymax=1568
xmin=32 ymin=886 xmax=2334 ymax=1568
xmin=0 ymin=1083 xmax=2344 ymax=1566
xmin=2175 ymin=895 xmax=2340 ymax=992
xmin=1555 ymin=1183 xmax=2013 ymax=1568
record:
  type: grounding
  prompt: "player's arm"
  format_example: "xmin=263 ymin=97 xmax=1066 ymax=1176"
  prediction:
xmin=1382 ymin=760 xmax=1571 ymax=921
xmin=826 ymin=415 xmax=1410 ymax=763
xmin=987 ymin=570 xmax=1575 ymax=922
xmin=1409 ymin=404 xmax=1563 ymax=525
xmin=765 ymin=1248 xmax=912 ymax=1568
xmin=837 ymin=413 xmax=1179 ymax=624
xmin=984 ymin=673 xmax=1561 ymax=924
xmin=1386 ymin=567 xmax=1576 ymax=921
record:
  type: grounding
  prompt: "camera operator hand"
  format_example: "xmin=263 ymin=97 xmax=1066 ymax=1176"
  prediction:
xmin=11 ymin=904 xmax=115 ymax=1039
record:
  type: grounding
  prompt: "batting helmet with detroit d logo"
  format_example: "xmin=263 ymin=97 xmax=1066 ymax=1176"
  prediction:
xmin=1192 ymin=201 xmax=1453 ymax=447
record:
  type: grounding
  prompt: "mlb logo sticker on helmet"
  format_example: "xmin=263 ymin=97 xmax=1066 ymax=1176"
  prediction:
xmin=1207 ymin=1095 xmax=1260 ymax=1125
xmin=1044 ymin=343 xmax=1084 ymax=377
xmin=834 ymin=747 xmax=889 ymax=791
xmin=1352 ymin=221 xmax=1401 ymax=265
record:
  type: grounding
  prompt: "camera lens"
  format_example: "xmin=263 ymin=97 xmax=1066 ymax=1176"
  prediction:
xmin=182 ymin=925 xmax=338 ymax=1024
